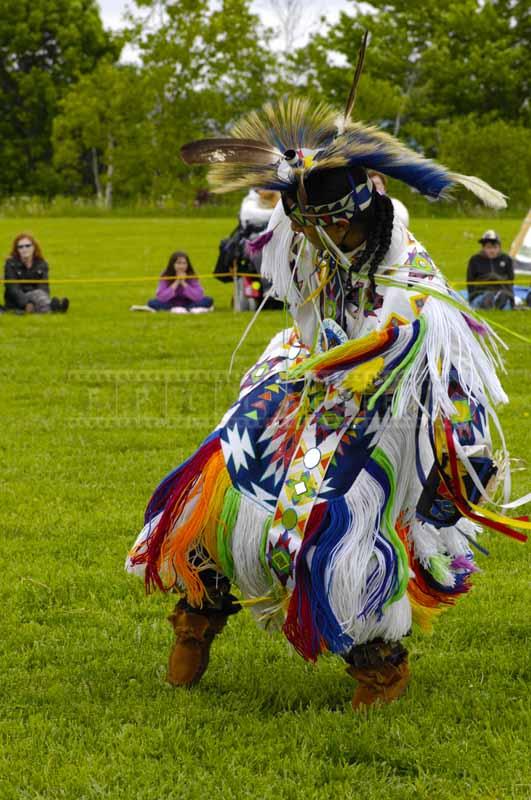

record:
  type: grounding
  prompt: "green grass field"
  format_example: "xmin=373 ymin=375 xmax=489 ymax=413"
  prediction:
xmin=1 ymin=217 xmax=530 ymax=800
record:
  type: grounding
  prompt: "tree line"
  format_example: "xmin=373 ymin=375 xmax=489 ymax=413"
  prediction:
xmin=1 ymin=0 xmax=529 ymax=208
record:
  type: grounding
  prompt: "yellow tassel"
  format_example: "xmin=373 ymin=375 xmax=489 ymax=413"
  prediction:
xmin=409 ymin=594 xmax=445 ymax=632
xmin=341 ymin=356 xmax=384 ymax=393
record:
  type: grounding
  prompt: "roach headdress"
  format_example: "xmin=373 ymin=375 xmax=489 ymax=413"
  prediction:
xmin=181 ymin=33 xmax=506 ymax=222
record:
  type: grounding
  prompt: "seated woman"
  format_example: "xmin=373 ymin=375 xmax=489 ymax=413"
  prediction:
xmin=4 ymin=233 xmax=68 ymax=313
xmin=148 ymin=251 xmax=213 ymax=314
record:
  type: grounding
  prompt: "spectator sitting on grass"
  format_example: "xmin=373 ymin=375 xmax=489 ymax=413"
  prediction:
xmin=467 ymin=230 xmax=514 ymax=310
xmin=4 ymin=233 xmax=69 ymax=314
xmin=147 ymin=251 xmax=213 ymax=314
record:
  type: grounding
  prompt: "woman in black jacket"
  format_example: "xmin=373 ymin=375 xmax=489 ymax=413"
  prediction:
xmin=4 ymin=233 xmax=68 ymax=313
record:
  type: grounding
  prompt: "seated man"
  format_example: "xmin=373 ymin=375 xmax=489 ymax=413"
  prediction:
xmin=467 ymin=230 xmax=514 ymax=310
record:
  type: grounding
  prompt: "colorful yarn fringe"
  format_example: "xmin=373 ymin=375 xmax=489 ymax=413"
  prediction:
xmin=283 ymin=500 xmax=350 ymax=661
xmin=283 ymin=445 xmax=413 ymax=660
xmin=441 ymin=418 xmax=529 ymax=542
xmin=368 ymin=448 xmax=410 ymax=607
xmin=130 ymin=434 xmax=232 ymax=604
xmin=396 ymin=520 xmax=482 ymax=631
xmin=289 ymin=325 xmax=400 ymax=381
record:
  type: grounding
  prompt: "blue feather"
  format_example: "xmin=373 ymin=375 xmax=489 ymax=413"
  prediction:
xmin=320 ymin=127 xmax=454 ymax=199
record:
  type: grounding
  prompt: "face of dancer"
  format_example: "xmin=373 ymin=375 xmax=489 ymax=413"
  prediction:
xmin=289 ymin=217 xmax=366 ymax=254
xmin=174 ymin=256 xmax=189 ymax=277
xmin=17 ymin=238 xmax=34 ymax=267
xmin=291 ymin=220 xmax=349 ymax=250
xmin=482 ymin=241 xmax=500 ymax=259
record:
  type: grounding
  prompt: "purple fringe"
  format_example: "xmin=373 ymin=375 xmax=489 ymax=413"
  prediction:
xmin=451 ymin=555 xmax=480 ymax=573
xmin=244 ymin=229 xmax=274 ymax=257
xmin=462 ymin=312 xmax=488 ymax=337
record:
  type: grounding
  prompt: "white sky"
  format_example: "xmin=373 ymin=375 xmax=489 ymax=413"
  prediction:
xmin=97 ymin=0 xmax=355 ymax=49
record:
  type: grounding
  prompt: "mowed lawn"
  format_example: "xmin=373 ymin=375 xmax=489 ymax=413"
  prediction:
xmin=0 ymin=217 xmax=529 ymax=800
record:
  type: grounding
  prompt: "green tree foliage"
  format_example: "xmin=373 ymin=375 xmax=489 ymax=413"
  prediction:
xmin=53 ymin=63 xmax=156 ymax=207
xmin=290 ymin=35 xmax=403 ymax=128
xmin=437 ymin=117 xmax=531 ymax=208
xmin=302 ymin=0 xmax=530 ymax=129
xmin=0 ymin=0 xmax=116 ymax=195
xmin=293 ymin=0 xmax=530 ymax=206
xmin=2 ymin=0 xmax=530 ymax=206
xmin=124 ymin=0 xmax=277 ymax=195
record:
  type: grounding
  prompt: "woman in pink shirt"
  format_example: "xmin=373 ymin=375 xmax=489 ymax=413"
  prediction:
xmin=148 ymin=252 xmax=213 ymax=313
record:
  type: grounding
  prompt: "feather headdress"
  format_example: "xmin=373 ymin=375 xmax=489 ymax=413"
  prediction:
xmin=181 ymin=36 xmax=506 ymax=211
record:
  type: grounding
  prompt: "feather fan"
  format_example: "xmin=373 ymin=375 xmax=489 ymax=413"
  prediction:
xmin=207 ymin=98 xmax=337 ymax=192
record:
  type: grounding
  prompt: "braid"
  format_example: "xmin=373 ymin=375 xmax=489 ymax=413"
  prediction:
xmin=349 ymin=193 xmax=394 ymax=296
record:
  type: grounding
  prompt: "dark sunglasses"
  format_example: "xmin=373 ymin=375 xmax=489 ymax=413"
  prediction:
xmin=17 ymin=243 xmax=33 ymax=249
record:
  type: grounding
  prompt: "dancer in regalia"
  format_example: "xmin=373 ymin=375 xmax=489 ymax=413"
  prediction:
xmin=127 ymin=58 xmax=528 ymax=709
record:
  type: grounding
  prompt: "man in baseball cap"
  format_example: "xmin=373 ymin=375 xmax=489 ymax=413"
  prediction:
xmin=479 ymin=229 xmax=500 ymax=244
xmin=467 ymin=229 xmax=514 ymax=309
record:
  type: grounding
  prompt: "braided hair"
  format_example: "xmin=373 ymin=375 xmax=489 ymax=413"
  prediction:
xmin=290 ymin=166 xmax=395 ymax=295
xmin=350 ymin=191 xmax=395 ymax=297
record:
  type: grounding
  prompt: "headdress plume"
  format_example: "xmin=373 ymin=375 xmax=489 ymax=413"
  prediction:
xmin=339 ymin=30 xmax=370 ymax=133
xmin=180 ymin=33 xmax=507 ymax=210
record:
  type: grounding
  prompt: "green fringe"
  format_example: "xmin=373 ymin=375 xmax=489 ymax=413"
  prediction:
xmin=216 ymin=487 xmax=241 ymax=580
xmin=371 ymin=447 xmax=410 ymax=608
xmin=368 ymin=315 xmax=427 ymax=412
xmin=428 ymin=554 xmax=453 ymax=586
xmin=260 ymin=517 xmax=274 ymax=587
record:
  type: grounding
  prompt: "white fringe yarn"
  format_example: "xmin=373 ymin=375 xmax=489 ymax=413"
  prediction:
xmin=353 ymin=594 xmax=412 ymax=645
xmin=260 ymin=202 xmax=329 ymax=348
xmin=353 ymin=418 xmax=414 ymax=642
xmin=384 ymin=417 xmax=417 ymax=519
xmin=409 ymin=520 xmax=448 ymax=566
xmin=230 ymin=493 xmax=283 ymax=627
xmin=439 ymin=519 xmax=479 ymax=558
xmin=325 ymin=407 xmax=417 ymax=643
xmin=326 ymin=472 xmax=384 ymax=635
xmin=393 ymin=295 xmax=508 ymax=421
xmin=125 ymin=511 xmax=163 ymax=577
xmin=261 ymin=201 xmax=302 ymax=306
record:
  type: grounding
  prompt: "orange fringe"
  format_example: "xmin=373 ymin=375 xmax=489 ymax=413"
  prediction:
xmin=158 ymin=449 xmax=231 ymax=606
xmin=396 ymin=518 xmax=453 ymax=632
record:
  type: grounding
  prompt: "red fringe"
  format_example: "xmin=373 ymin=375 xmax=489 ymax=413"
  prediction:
xmin=442 ymin=420 xmax=527 ymax=543
xmin=283 ymin=502 xmax=328 ymax=662
xmin=131 ymin=436 xmax=222 ymax=593
xmin=396 ymin=521 xmax=458 ymax=608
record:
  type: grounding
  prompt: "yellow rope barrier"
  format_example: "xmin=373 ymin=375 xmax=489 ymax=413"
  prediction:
xmin=451 ymin=279 xmax=530 ymax=288
xmin=0 ymin=272 xmax=260 ymax=284
xmin=1 ymin=274 xmax=529 ymax=287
